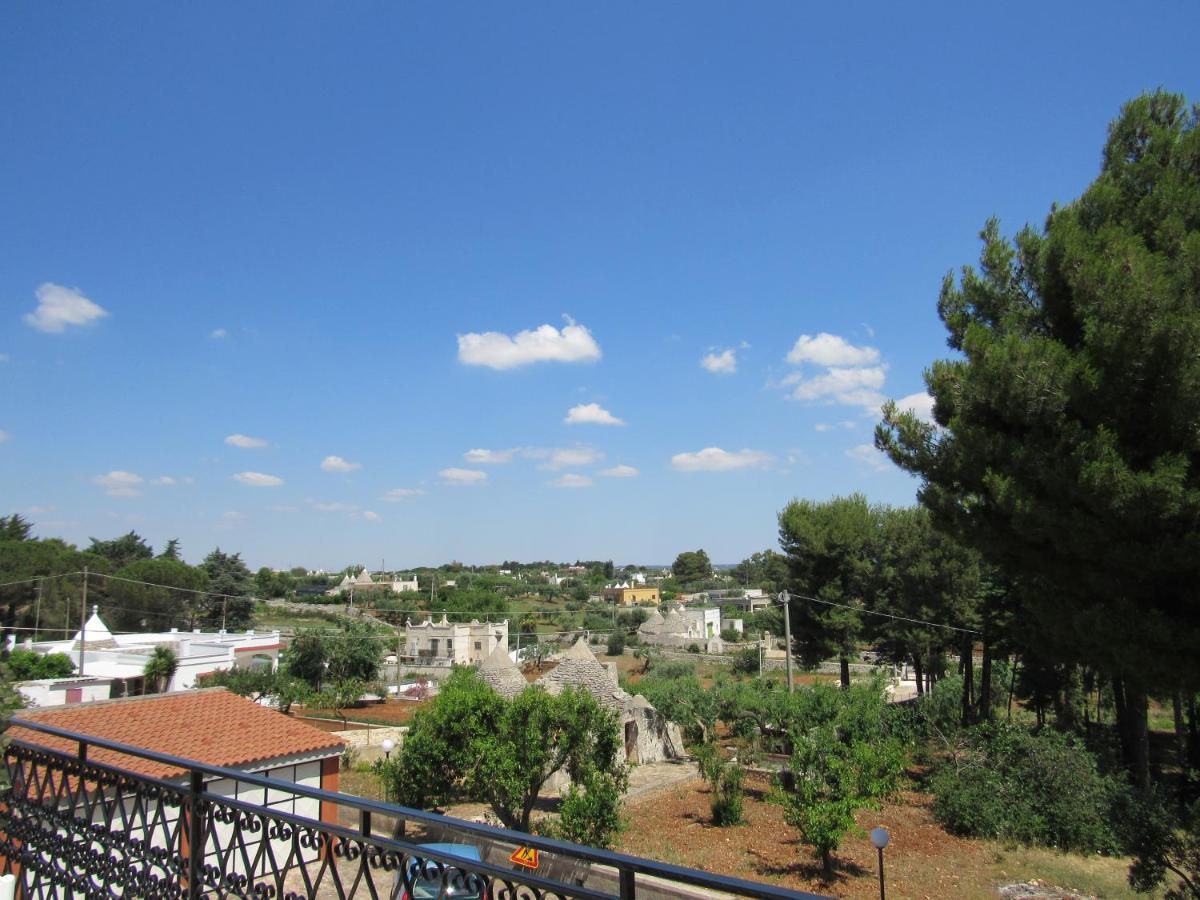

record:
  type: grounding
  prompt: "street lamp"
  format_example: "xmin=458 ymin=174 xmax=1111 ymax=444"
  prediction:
xmin=381 ymin=739 xmax=395 ymax=761
xmin=870 ymin=826 xmax=889 ymax=900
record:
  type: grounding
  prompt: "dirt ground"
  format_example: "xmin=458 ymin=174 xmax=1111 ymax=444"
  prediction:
xmin=296 ymin=698 xmax=425 ymax=726
xmin=616 ymin=772 xmax=1144 ymax=900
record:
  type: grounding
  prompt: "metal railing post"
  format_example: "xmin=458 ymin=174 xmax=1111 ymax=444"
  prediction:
xmin=620 ymin=866 xmax=636 ymax=899
xmin=187 ymin=769 xmax=205 ymax=900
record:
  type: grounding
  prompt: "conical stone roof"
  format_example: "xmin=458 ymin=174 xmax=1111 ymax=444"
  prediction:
xmin=638 ymin=609 xmax=665 ymax=635
xmin=478 ymin=642 xmax=526 ymax=699
xmin=536 ymin=638 xmax=624 ymax=710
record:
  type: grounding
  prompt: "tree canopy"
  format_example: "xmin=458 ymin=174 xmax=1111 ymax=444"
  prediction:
xmin=877 ymin=90 xmax=1200 ymax=781
xmin=380 ymin=667 xmax=627 ymax=838
xmin=671 ymin=549 xmax=711 ymax=583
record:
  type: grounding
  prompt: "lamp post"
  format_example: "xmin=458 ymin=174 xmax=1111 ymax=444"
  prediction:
xmin=870 ymin=826 xmax=889 ymax=900
xmin=381 ymin=738 xmax=395 ymax=761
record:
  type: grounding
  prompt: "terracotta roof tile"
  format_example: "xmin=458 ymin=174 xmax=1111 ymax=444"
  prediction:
xmin=9 ymin=688 xmax=345 ymax=780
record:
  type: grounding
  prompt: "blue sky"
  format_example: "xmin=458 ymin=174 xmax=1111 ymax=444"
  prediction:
xmin=1 ymin=2 xmax=1195 ymax=570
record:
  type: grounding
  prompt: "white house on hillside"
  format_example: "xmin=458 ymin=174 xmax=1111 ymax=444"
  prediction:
xmin=11 ymin=606 xmax=282 ymax=705
xmin=403 ymin=617 xmax=509 ymax=666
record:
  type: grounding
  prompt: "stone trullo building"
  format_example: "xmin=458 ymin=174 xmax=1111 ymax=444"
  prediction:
xmin=637 ymin=605 xmax=725 ymax=653
xmin=477 ymin=638 xmax=684 ymax=764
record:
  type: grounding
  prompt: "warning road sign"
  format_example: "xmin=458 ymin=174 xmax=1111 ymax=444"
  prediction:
xmin=509 ymin=846 xmax=539 ymax=869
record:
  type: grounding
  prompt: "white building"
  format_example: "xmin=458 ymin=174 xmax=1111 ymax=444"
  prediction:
xmin=403 ymin=616 xmax=509 ymax=666
xmin=12 ymin=606 xmax=283 ymax=705
xmin=637 ymin=606 xmax=725 ymax=653
xmin=326 ymin=569 xmax=419 ymax=596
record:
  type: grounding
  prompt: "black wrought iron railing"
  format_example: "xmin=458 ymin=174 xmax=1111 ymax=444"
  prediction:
xmin=1 ymin=719 xmax=828 ymax=899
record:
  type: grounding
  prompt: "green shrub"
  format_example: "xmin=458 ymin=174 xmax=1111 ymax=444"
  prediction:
xmin=732 ymin=648 xmax=758 ymax=674
xmin=551 ymin=771 xmax=626 ymax=848
xmin=720 ymin=628 xmax=741 ymax=643
xmin=605 ymin=631 xmax=626 ymax=656
xmin=929 ymin=723 xmax=1120 ymax=853
xmin=687 ymin=643 xmax=701 ymax=654
xmin=693 ymin=742 xmax=744 ymax=826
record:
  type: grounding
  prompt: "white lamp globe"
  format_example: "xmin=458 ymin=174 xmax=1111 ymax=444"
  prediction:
xmin=381 ymin=739 xmax=395 ymax=754
xmin=869 ymin=826 xmax=889 ymax=850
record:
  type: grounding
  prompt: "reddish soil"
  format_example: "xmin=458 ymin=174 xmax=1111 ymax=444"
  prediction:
xmin=617 ymin=771 xmax=995 ymax=899
xmin=295 ymin=699 xmax=426 ymax=727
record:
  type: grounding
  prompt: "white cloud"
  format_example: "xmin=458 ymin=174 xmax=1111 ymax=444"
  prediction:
xmin=539 ymin=447 xmax=604 ymax=470
xmin=846 ymin=443 xmax=892 ymax=472
xmin=220 ymin=511 xmax=245 ymax=526
xmin=464 ymin=448 xmax=517 ymax=464
xmin=382 ymin=487 xmax=425 ymax=501
xmin=311 ymin=501 xmax=357 ymax=513
xmin=895 ymin=391 xmax=936 ymax=423
xmin=232 ymin=471 xmax=284 ymax=488
xmin=24 ymin=283 xmax=110 ymax=334
xmin=94 ymin=470 xmax=143 ymax=497
xmin=362 ymin=510 xmax=382 ymax=522
xmin=225 ymin=434 xmax=267 ymax=449
xmin=787 ymin=333 xmax=880 ymax=367
xmin=549 ymin=473 xmax=594 ymax=488
xmin=0 ymin=353 xmax=9 ymax=363
xmin=700 ymin=349 xmax=737 ymax=375
xmin=321 ymin=455 xmax=362 ymax=472
xmin=788 ymin=365 xmax=888 ymax=412
xmin=26 ymin=505 xmax=55 ymax=515
xmin=440 ymin=467 xmax=487 ymax=485
xmin=599 ymin=464 xmax=639 ymax=478
xmin=565 ymin=403 xmax=625 ymax=426
xmin=670 ymin=447 xmax=773 ymax=472
xmin=814 ymin=423 xmax=832 ymax=432
xmin=457 ymin=317 xmax=601 ymax=370
xmin=210 ymin=328 xmax=228 ymax=340
xmin=151 ymin=476 xmax=177 ymax=486
xmin=0 ymin=429 xmax=8 ymax=443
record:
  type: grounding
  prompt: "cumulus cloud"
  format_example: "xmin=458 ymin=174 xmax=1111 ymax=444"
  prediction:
xmin=225 ymin=434 xmax=267 ymax=449
xmin=781 ymin=332 xmax=889 ymax=414
xmin=382 ymin=487 xmax=425 ymax=501
xmin=321 ymin=455 xmax=362 ymax=472
xmin=94 ymin=470 xmax=143 ymax=497
xmin=700 ymin=349 xmax=737 ymax=375
xmin=362 ymin=510 xmax=382 ymax=522
xmin=895 ymin=391 xmax=936 ymax=423
xmin=599 ymin=464 xmax=639 ymax=478
xmin=440 ymin=467 xmax=487 ymax=485
xmin=210 ymin=328 xmax=228 ymax=340
xmin=464 ymin=448 xmax=517 ymax=464
xmin=670 ymin=447 xmax=773 ymax=472
xmin=787 ymin=333 xmax=880 ymax=367
xmin=846 ymin=443 xmax=892 ymax=472
xmin=549 ymin=473 xmax=594 ymax=488
xmin=565 ymin=403 xmax=625 ymax=426
xmin=24 ymin=283 xmax=110 ymax=334
xmin=457 ymin=317 xmax=601 ymax=369
xmin=232 ymin=471 xmax=284 ymax=487
xmin=538 ymin=447 xmax=604 ymax=470
xmin=151 ymin=476 xmax=177 ymax=486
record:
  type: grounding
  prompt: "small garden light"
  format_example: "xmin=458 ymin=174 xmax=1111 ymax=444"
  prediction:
xmin=381 ymin=739 xmax=395 ymax=761
xmin=869 ymin=826 xmax=889 ymax=900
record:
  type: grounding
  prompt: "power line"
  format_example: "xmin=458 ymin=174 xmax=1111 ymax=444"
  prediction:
xmin=0 ymin=572 xmax=85 ymax=590
xmin=787 ymin=593 xmax=980 ymax=635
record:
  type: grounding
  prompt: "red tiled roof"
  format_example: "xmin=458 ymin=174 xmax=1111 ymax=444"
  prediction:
xmin=8 ymin=688 xmax=345 ymax=780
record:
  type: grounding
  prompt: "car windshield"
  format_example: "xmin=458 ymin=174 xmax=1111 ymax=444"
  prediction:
xmin=409 ymin=869 xmax=487 ymax=900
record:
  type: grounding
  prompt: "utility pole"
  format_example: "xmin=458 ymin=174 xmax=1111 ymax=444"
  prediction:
xmin=222 ymin=595 xmax=228 ymax=631
xmin=779 ymin=590 xmax=794 ymax=694
xmin=79 ymin=567 xmax=88 ymax=677
xmin=34 ymin=577 xmax=43 ymax=642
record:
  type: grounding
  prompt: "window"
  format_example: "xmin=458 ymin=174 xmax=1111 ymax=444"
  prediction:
xmin=474 ymin=641 xmax=481 ymax=651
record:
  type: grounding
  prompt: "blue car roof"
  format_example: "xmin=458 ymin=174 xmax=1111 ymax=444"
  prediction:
xmin=416 ymin=843 xmax=483 ymax=864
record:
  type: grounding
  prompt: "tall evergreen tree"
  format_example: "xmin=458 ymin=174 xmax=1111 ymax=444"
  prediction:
xmin=877 ymin=91 xmax=1200 ymax=786
xmin=200 ymin=548 xmax=254 ymax=629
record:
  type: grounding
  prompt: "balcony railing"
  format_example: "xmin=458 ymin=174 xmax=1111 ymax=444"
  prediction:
xmin=0 ymin=719 xmax=828 ymax=899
